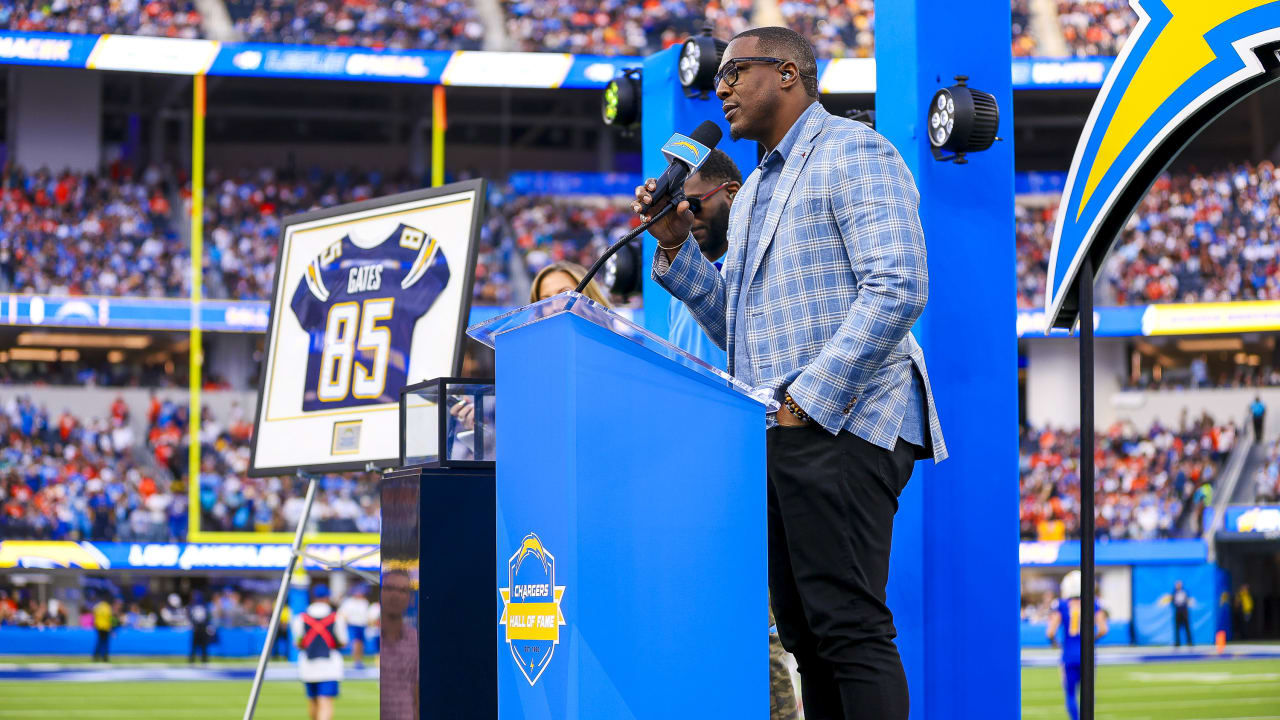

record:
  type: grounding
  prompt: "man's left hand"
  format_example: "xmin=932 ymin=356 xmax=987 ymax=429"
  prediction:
xmin=777 ymin=402 xmax=809 ymax=427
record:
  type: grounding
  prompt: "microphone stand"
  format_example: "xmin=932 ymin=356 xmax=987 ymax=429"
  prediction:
xmin=575 ymin=192 xmax=686 ymax=295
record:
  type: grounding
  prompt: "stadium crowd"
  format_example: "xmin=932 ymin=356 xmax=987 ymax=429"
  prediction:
xmin=1019 ymin=414 xmax=1234 ymax=542
xmin=0 ymin=163 xmax=637 ymax=307
xmin=1010 ymin=0 xmax=1036 ymax=56
xmin=0 ymin=0 xmax=1156 ymax=60
xmin=502 ymin=0 xmax=753 ymax=56
xmin=0 ymin=0 xmax=203 ymax=38
xmin=0 ymin=0 xmax=754 ymax=56
xmin=1056 ymin=0 xmax=1135 ymax=57
xmin=228 ymin=0 xmax=485 ymax=51
xmin=18 ymin=157 xmax=1280 ymax=314
xmin=777 ymin=0 xmax=875 ymax=59
xmin=1017 ymin=160 xmax=1280 ymax=309
xmin=1255 ymin=436 xmax=1280 ymax=503
xmin=0 ymin=393 xmax=379 ymax=542
xmin=0 ymin=163 xmax=187 ymax=298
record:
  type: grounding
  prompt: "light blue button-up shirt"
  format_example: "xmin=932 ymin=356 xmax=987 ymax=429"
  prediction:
xmin=668 ymin=258 xmax=728 ymax=369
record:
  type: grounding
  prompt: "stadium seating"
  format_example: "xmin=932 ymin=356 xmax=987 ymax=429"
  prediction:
xmin=0 ymin=0 xmax=203 ymax=38
xmin=1010 ymin=0 xmax=1036 ymax=56
xmin=501 ymin=0 xmax=753 ymax=56
xmin=1254 ymin=437 xmax=1280 ymax=503
xmin=0 ymin=393 xmax=379 ymax=542
xmin=1017 ymin=161 xmax=1280 ymax=309
xmin=1019 ymin=415 xmax=1236 ymax=542
xmin=226 ymin=0 xmax=485 ymax=50
xmin=0 ymin=164 xmax=636 ymax=306
xmin=0 ymin=164 xmax=186 ymax=298
xmin=776 ymin=0 xmax=875 ymax=59
xmin=1055 ymin=1 xmax=1135 ymax=57
xmin=0 ymin=1 xmax=1152 ymax=61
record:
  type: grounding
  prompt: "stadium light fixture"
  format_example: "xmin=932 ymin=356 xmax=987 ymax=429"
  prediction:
xmin=679 ymin=26 xmax=728 ymax=99
xmin=928 ymin=76 xmax=1000 ymax=164
xmin=602 ymin=238 xmax=643 ymax=298
xmin=602 ymin=68 xmax=641 ymax=128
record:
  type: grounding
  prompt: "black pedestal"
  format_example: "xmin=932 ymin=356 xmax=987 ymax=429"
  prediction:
xmin=380 ymin=465 xmax=496 ymax=719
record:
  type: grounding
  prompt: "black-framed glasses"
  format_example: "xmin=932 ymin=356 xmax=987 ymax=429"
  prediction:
xmin=686 ymin=182 xmax=730 ymax=216
xmin=714 ymin=56 xmax=784 ymax=88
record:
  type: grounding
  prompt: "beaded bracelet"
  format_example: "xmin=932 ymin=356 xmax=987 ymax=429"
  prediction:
xmin=783 ymin=392 xmax=811 ymax=423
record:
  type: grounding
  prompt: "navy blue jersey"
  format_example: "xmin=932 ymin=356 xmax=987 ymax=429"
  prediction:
xmin=289 ymin=224 xmax=450 ymax=412
xmin=1054 ymin=598 xmax=1100 ymax=666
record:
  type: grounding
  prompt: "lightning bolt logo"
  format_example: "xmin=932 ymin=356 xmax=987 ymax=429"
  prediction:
xmin=671 ymin=141 xmax=701 ymax=159
xmin=1045 ymin=0 xmax=1280 ymax=328
xmin=0 ymin=541 xmax=109 ymax=569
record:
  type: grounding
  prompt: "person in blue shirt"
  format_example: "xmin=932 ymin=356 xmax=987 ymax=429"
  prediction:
xmin=667 ymin=148 xmax=741 ymax=369
xmin=1045 ymin=570 xmax=1108 ymax=720
xmin=1250 ymin=395 xmax=1265 ymax=440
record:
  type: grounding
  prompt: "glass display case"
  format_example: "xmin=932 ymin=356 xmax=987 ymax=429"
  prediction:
xmin=399 ymin=377 xmax=495 ymax=467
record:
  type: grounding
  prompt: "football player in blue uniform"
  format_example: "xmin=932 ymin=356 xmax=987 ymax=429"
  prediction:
xmin=290 ymin=223 xmax=450 ymax=412
xmin=1045 ymin=570 xmax=1108 ymax=720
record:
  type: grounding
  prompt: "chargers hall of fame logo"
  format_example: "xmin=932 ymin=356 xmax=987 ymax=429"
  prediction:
xmin=498 ymin=533 xmax=566 ymax=686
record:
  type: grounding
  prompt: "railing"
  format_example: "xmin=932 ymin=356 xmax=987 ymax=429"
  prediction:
xmin=1206 ymin=414 xmax=1256 ymax=561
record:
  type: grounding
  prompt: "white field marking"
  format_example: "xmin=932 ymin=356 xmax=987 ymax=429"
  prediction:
xmin=1127 ymin=671 xmax=1280 ymax=683
xmin=1088 ymin=697 xmax=1280 ymax=711
xmin=1023 ymin=681 xmax=1280 ymax=699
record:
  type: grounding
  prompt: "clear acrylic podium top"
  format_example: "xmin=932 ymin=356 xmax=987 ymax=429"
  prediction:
xmin=466 ymin=292 xmax=777 ymax=410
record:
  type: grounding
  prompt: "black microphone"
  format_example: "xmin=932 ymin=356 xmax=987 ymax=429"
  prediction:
xmin=637 ymin=120 xmax=724 ymax=214
xmin=575 ymin=121 xmax=723 ymax=295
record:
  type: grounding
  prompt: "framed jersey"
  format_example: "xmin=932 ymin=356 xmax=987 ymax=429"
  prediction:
xmin=250 ymin=180 xmax=485 ymax=476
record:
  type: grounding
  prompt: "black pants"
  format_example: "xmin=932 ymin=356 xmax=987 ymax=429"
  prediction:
xmin=93 ymin=630 xmax=110 ymax=662
xmin=1174 ymin=610 xmax=1192 ymax=647
xmin=273 ymin=627 xmax=290 ymax=659
xmin=191 ymin=629 xmax=210 ymax=663
xmin=767 ymin=425 xmax=915 ymax=720
xmin=1254 ymin=414 xmax=1264 ymax=440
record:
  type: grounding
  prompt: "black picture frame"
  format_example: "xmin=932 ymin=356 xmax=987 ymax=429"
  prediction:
xmin=248 ymin=179 xmax=488 ymax=478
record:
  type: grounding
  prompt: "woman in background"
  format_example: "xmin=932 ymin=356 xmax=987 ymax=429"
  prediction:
xmin=529 ymin=261 xmax=612 ymax=306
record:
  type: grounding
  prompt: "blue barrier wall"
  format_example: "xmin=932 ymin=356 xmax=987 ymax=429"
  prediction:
xmin=1021 ymin=620 xmax=1132 ymax=648
xmin=1132 ymin=564 xmax=1218 ymax=646
xmin=0 ymin=627 xmax=267 ymax=656
xmin=0 ymin=627 xmax=373 ymax=657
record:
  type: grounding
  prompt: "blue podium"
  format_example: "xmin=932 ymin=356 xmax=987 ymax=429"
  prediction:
xmin=470 ymin=293 xmax=773 ymax=719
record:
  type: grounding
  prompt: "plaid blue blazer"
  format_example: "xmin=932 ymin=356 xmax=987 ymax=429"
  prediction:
xmin=654 ymin=108 xmax=947 ymax=462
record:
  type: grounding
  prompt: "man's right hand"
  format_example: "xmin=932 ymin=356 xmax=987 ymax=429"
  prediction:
xmin=633 ymin=178 xmax=695 ymax=257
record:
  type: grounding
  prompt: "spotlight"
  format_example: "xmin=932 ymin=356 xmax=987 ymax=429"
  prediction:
xmin=928 ymin=76 xmax=1000 ymax=164
xmin=601 ymin=239 xmax=643 ymax=298
xmin=678 ymin=26 xmax=727 ymax=98
xmin=602 ymin=68 xmax=641 ymax=128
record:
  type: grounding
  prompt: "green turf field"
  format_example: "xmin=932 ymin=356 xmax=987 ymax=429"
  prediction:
xmin=0 ymin=679 xmax=379 ymax=719
xmin=1022 ymin=659 xmax=1280 ymax=719
xmin=0 ymin=659 xmax=1276 ymax=718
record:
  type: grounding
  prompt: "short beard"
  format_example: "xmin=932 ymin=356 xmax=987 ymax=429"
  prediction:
xmin=698 ymin=204 xmax=731 ymax=261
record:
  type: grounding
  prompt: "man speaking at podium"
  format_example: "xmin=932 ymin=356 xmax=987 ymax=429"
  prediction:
xmin=634 ymin=26 xmax=947 ymax=720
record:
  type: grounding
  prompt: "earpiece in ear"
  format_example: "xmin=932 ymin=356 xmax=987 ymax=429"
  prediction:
xmin=782 ymin=72 xmax=792 ymax=80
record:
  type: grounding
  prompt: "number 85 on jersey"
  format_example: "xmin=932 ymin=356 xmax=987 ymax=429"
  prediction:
xmin=289 ymin=224 xmax=451 ymax=412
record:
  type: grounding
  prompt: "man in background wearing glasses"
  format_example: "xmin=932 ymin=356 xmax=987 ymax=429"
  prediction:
xmin=667 ymin=148 xmax=738 ymax=369
xmin=634 ymin=25 xmax=946 ymax=720
xmin=666 ymin=148 xmax=800 ymax=720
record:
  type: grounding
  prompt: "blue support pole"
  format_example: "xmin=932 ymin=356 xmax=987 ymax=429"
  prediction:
xmin=638 ymin=11 xmax=1021 ymax=715
xmin=640 ymin=46 xmax=760 ymax=337
xmin=877 ymin=3 xmax=1021 ymax=718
